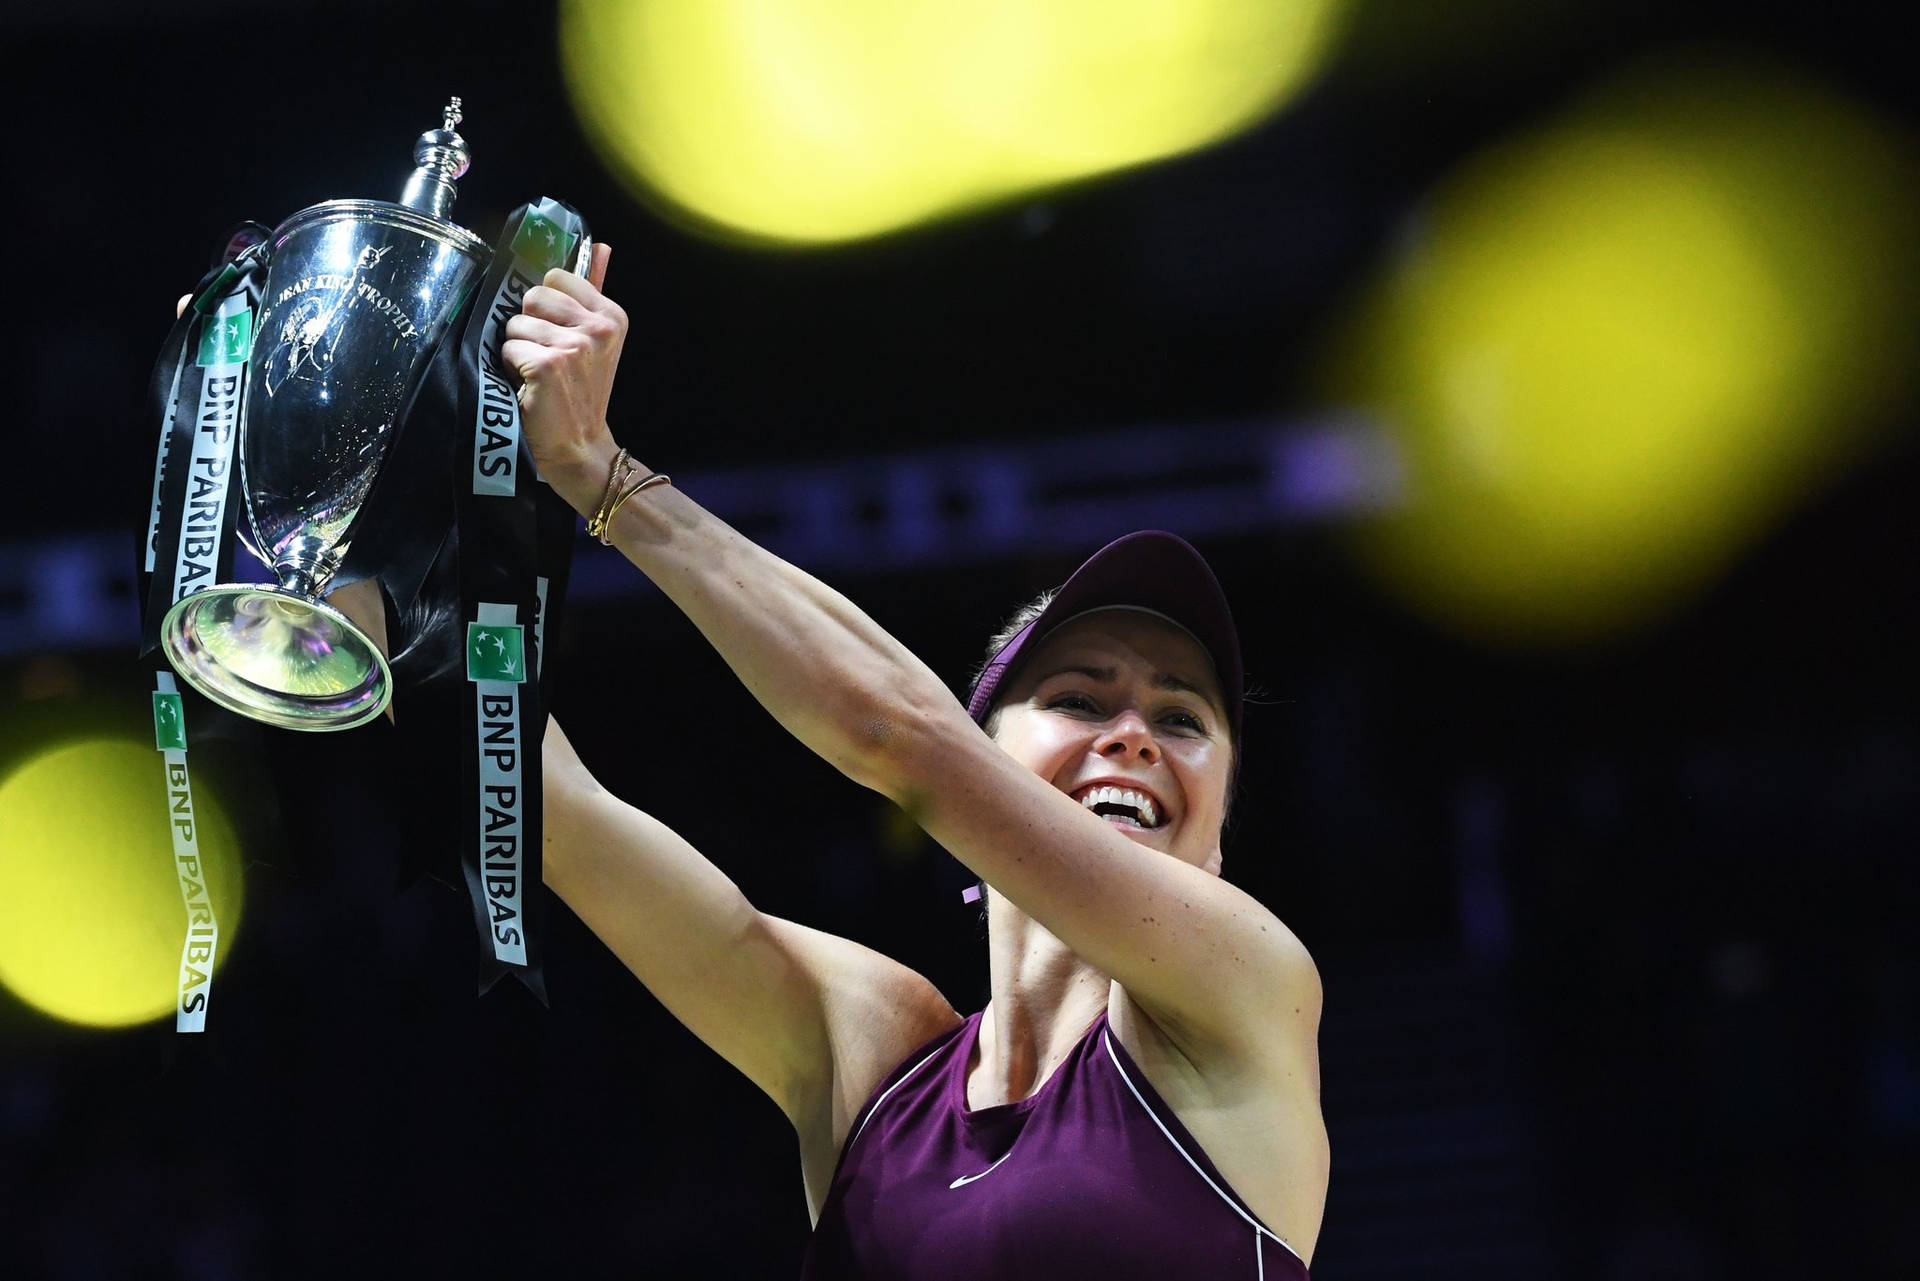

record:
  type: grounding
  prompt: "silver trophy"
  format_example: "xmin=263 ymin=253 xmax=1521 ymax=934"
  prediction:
xmin=161 ymin=100 xmax=493 ymax=730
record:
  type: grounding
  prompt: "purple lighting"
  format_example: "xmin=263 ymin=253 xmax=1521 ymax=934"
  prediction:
xmin=3 ymin=415 xmax=1398 ymax=655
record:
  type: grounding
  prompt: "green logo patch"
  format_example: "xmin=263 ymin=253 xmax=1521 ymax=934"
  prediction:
xmin=196 ymin=308 xmax=252 ymax=367
xmin=510 ymin=209 xmax=575 ymax=275
xmin=153 ymin=692 xmax=187 ymax=751
xmin=466 ymin=622 xmax=526 ymax=683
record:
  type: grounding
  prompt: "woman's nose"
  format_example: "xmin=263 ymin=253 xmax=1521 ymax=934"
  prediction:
xmin=1097 ymin=710 xmax=1160 ymax=763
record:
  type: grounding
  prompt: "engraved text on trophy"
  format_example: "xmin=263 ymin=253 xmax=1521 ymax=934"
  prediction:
xmin=240 ymin=217 xmax=477 ymax=593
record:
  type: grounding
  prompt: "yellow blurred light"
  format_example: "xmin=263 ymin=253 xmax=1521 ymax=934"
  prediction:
xmin=561 ymin=0 xmax=1348 ymax=244
xmin=0 ymin=737 xmax=242 ymax=1028
xmin=1330 ymin=56 xmax=1920 ymax=643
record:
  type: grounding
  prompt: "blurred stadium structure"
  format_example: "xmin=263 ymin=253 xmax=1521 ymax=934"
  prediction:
xmin=0 ymin=416 xmax=1398 ymax=658
xmin=1 ymin=1 xmax=1916 ymax=1278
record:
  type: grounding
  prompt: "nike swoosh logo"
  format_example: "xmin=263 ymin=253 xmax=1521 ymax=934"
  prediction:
xmin=948 ymin=1152 xmax=1013 ymax=1189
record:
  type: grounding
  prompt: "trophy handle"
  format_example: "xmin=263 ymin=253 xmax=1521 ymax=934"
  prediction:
xmin=187 ymin=239 xmax=271 ymax=318
xmin=210 ymin=220 xmax=274 ymax=272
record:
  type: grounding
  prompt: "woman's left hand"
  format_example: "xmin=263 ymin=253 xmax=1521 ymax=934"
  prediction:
xmin=502 ymin=242 xmax=626 ymax=513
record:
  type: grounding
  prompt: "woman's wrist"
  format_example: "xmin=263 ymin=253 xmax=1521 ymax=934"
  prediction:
xmin=542 ymin=432 xmax=623 ymax=519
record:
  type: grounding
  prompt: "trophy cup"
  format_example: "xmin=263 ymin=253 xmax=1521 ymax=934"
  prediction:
xmin=159 ymin=101 xmax=492 ymax=730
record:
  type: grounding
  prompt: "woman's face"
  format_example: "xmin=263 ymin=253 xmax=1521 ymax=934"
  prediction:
xmin=989 ymin=610 xmax=1234 ymax=876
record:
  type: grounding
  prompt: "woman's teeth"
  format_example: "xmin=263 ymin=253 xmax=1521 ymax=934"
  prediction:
xmin=1080 ymin=786 xmax=1158 ymax=829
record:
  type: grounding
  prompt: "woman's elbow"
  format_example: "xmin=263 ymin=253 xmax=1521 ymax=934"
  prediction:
xmin=836 ymin=690 xmax=974 ymax=804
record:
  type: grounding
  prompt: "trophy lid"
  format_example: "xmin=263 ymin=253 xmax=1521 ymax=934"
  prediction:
xmin=400 ymin=98 xmax=472 ymax=222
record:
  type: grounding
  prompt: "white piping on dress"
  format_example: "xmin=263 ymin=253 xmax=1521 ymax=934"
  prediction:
xmin=848 ymin=1043 xmax=946 ymax=1150
xmin=1102 ymin=1029 xmax=1307 ymax=1269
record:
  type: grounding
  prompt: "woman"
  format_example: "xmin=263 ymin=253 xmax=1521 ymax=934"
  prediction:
xmin=513 ymin=248 xmax=1328 ymax=1276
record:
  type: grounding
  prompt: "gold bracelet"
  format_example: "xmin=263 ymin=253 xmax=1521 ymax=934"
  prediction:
xmin=587 ymin=447 xmax=634 ymax=537
xmin=587 ymin=447 xmax=634 ymax=542
xmin=590 ymin=468 xmax=672 ymax=545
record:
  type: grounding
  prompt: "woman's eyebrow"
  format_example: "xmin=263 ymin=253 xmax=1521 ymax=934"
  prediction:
xmin=1043 ymin=664 xmax=1119 ymax=684
xmin=1045 ymin=665 xmax=1217 ymax=705
xmin=1152 ymin=672 xmax=1229 ymax=719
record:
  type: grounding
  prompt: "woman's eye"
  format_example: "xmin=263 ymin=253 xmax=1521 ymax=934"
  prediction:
xmin=1047 ymin=692 xmax=1097 ymax=712
xmin=1163 ymin=710 xmax=1206 ymax=733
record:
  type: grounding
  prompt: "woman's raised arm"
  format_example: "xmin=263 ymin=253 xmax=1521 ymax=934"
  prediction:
xmin=542 ymin=718 xmax=957 ymax=1206
xmin=507 ymin=256 xmax=1318 ymax=1065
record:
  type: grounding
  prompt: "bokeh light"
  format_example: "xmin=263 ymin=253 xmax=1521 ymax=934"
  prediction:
xmin=0 ymin=736 xmax=243 ymax=1027
xmin=561 ymin=0 xmax=1349 ymax=244
xmin=1328 ymin=55 xmax=1920 ymax=643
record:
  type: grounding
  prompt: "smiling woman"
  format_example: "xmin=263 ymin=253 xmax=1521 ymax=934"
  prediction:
xmin=967 ymin=534 xmax=1245 ymax=865
xmin=510 ymin=248 xmax=1326 ymax=1277
xmin=992 ymin=613 xmax=1227 ymax=839
xmin=794 ymin=538 xmax=1320 ymax=1279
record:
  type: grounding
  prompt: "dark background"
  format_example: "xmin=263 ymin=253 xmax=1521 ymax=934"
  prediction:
xmin=1 ymin=2 xmax=1916 ymax=1277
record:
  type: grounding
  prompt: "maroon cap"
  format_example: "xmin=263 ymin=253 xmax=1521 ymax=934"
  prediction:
xmin=965 ymin=531 xmax=1243 ymax=740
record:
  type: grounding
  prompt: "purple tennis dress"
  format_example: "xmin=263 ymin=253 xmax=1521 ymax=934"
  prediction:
xmin=800 ymin=1010 xmax=1310 ymax=1280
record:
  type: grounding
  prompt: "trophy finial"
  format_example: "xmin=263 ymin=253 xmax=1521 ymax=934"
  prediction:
xmin=400 ymin=98 xmax=472 ymax=221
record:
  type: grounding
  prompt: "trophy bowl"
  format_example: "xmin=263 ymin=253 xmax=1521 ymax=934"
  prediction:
xmin=161 ymin=194 xmax=491 ymax=730
xmin=161 ymin=585 xmax=391 ymax=730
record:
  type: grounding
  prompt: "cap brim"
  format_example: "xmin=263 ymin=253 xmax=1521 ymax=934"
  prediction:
xmin=966 ymin=531 xmax=1243 ymax=739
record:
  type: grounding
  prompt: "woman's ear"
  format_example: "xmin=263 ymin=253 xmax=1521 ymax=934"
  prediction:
xmin=1202 ymin=846 xmax=1223 ymax=878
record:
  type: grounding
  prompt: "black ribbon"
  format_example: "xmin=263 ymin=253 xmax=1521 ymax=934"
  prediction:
xmin=134 ymin=229 xmax=280 ymax=1037
xmin=441 ymin=198 xmax=590 ymax=998
xmin=139 ymin=248 xmax=266 ymax=655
